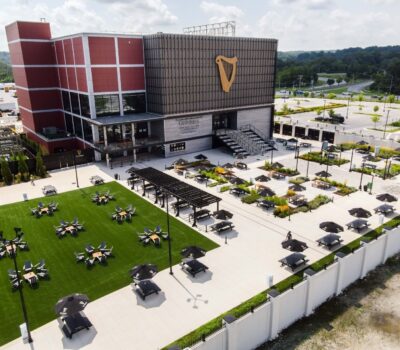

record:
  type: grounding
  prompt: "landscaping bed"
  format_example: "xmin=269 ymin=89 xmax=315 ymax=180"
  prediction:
xmin=299 ymin=152 xmax=349 ymax=166
xmin=260 ymin=161 xmax=300 ymax=177
xmin=314 ymin=177 xmax=357 ymax=196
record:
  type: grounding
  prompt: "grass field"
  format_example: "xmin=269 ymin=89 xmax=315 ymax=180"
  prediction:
xmin=0 ymin=181 xmax=218 ymax=346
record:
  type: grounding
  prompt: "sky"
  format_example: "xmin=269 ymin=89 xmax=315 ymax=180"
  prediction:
xmin=0 ymin=0 xmax=399 ymax=52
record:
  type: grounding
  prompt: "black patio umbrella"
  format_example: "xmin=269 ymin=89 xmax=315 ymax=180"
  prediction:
xmin=194 ymin=154 xmax=208 ymax=160
xmin=255 ymin=175 xmax=271 ymax=182
xmin=271 ymin=162 xmax=284 ymax=169
xmin=349 ymin=208 xmax=372 ymax=218
xmin=129 ymin=264 xmax=158 ymax=281
xmin=222 ymin=163 xmax=234 ymax=169
xmin=376 ymin=193 xmax=398 ymax=202
xmin=289 ymin=184 xmax=306 ymax=192
xmin=348 ymin=219 xmax=368 ymax=229
xmin=230 ymin=177 xmax=246 ymax=185
xmin=126 ymin=166 xmax=139 ymax=173
xmin=318 ymin=233 xmax=342 ymax=247
xmin=55 ymin=293 xmax=89 ymax=316
xmin=258 ymin=187 xmax=276 ymax=197
xmin=315 ymin=170 xmax=332 ymax=178
xmin=213 ymin=209 xmax=233 ymax=220
xmin=320 ymin=221 xmax=344 ymax=233
xmin=283 ymin=252 xmax=306 ymax=266
xmin=287 ymin=138 xmax=298 ymax=143
xmin=356 ymin=140 xmax=369 ymax=145
xmin=375 ymin=203 xmax=395 ymax=214
xmin=326 ymin=145 xmax=337 ymax=153
xmin=181 ymin=246 xmax=206 ymax=259
xmin=282 ymin=239 xmax=308 ymax=252
xmin=173 ymin=158 xmax=188 ymax=166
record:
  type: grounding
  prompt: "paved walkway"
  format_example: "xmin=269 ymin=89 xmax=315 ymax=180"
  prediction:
xmin=1 ymin=145 xmax=399 ymax=350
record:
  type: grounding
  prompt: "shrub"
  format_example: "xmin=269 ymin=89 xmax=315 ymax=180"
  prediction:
xmin=308 ymin=195 xmax=330 ymax=210
xmin=35 ymin=152 xmax=46 ymax=178
xmin=219 ymin=185 xmax=231 ymax=192
xmin=0 ymin=158 xmax=13 ymax=185
xmin=265 ymin=196 xmax=288 ymax=206
xmin=241 ymin=191 xmax=261 ymax=204
xmin=299 ymin=152 xmax=349 ymax=166
xmin=286 ymin=189 xmax=296 ymax=197
xmin=289 ymin=176 xmax=309 ymax=184
xmin=274 ymin=205 xmax=290 ymax=217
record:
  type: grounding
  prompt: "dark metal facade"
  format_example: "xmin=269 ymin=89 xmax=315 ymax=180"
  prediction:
xmin=143 ymin=33 xmax=277 ymax=116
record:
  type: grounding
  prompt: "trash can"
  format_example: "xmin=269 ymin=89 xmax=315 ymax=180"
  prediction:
xmin=114 ymin=173 xmax=119 ymax=180
xmin=363 ymin=184 xmax=368 ymax=192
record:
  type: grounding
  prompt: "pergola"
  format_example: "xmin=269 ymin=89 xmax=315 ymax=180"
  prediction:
xmin=131 ymin=167 xmax=221 ymax=226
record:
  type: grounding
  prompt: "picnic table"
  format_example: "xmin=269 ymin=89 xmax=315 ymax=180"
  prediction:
xmin=271 ymin=172 xmax=285 ymax=180
xmin=279 ymin=253 xmax=309 ymax=271
xmin=135 ymin=280 xmax=161 ymax=300
xmin=256 ymin=199 xmax=275 ymax=209
xmin=189 ymin=209 xmax=211 ymax=221
xmin=181 ymin=259 xmax=209 ymax=277
xmin=23 ymin=271 xmax=37 ymax=283
xmin=317 ymin=234 xmax=343 ymax=249
xmin=42 ymin=185 xmax=57 ymax=196
xmin=312 ymin=180 xmax=331 ymax=190
xmin=5 ymin=243 xmax=17 ymax=254
xmin=61 ymin=313 xmax=92 ymax=339
xmin=90 ymin=175 xmax=104 ymax=185
xmin=210 ymin=221 xmax=234 ymax=233
xmin=347 ymin=220 xmax=370 ymax=232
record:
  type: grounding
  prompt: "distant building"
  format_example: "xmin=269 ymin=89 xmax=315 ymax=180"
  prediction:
xmin=6 ymin=21 xmax=277 ymax=162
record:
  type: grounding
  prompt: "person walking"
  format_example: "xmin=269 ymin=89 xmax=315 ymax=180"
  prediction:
xmin=30 ymin=174 xmax=35 ymax=186
xmin=286 ymin=231 xmax=292 ymax=241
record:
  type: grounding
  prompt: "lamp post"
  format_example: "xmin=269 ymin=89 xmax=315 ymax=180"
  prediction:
xmin=345 ymin=96 xmax=350 ymax=119
xmin=0 ymin=229 xmax=33 ymax=343
xmin=382 ymin=110 xmax=391 ymax=139
xmin=295 ymin=144 xmax=299 ymax=172
xmin=164 ymin=192 xmax=173 ymax=275
xmin=359 ymin=162 xmax=365 ymax=190
xmin=72 ymin=151 xmax=79 ymax=188
xmin=306 ymin=151 xmax=310 ymax=178
xmin=369 ymin=173 xmax=375 ymax=195
xmin=349 ymin=147 xmax=355 ymax=172
xmin=270 ymin=146 xmax=274 ymax=164
xmin=322 ymin=99 xmax=327 ymax=118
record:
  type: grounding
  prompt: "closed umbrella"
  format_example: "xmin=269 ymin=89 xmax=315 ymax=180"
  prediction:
xmin=282 ymin=239 xmax=308 ymax=252
xmin=55 ymin=293 xmax=89 ymax=316
xmin=213 ymin=209 xmax=233 ymax=220
xmin=255 ymin=175 xmax=271 ymax=182
xmin=349 ymin=208 xmax=372 ymax=218
xmin=181 ymin=246 xmax=206 ymax=259
xmin=320 ymin=221 xmax=344 ymax=233
xmin=289 ymin=184 xmax=306 ymax=192
xmin=194 ymin=154 xmax=207 ymax=160
xmin=376 ymin=193 xmax=397 ymax=202
xmin=129 ymin=264 xmax=158 ymax=281
xmin=315 ymin=170 xmax=331 ymax=178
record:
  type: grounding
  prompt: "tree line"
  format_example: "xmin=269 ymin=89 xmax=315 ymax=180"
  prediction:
xmin=277 ymin=45 xmax=400 ymax=94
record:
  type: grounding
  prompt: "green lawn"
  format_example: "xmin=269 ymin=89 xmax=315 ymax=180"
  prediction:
xmin=0 ymin=181 xmax=218 ymax=346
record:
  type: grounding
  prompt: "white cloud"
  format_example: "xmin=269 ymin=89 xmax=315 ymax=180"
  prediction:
xmin=200 ymin=1 xmax=244 ymax=23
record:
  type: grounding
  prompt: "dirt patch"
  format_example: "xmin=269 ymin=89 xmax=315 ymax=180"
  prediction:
xmin=257 ymin=255 xmax=400 ymax=350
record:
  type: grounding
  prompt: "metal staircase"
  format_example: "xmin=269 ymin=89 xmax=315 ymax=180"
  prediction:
xmin=215 ymin=125 xmax=275 ymax=156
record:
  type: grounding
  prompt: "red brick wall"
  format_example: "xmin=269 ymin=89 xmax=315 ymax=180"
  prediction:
xmin=73 ymin=37 xmax=85 ymax=65
xmin=89 ymin=37 xmax=116 ymax=64
xmin=54 ymin=40 xmax=65 ymax=64
xmin=120 ymin=67 xmax=145 ymax=91
xmin=118 ymin=38 xmax=143 ymax=64
xmin=76 ymin=68 xmax=88 ymax=92
xmin=17 ymin=89 xmax=61 ymax=111
xmin=12 ymin=67 xmax=59 ymax=88
xmin=6 ymin=21 xmax=51 ymax=42
xmin=92 ymin=67 xmax=118 ymax=92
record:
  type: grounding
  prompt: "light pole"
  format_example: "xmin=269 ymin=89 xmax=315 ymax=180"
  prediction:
xmin=295 ymin=147 xmax=300 ymax=172
xmin=369 ymin=173 xmax=375 ymax=195
xmin=359 ymin=162 xmax=365 ymax=190
xmin=382 ymin=110 xmax=391 ymax=139
xmin=349 ymin=147 xmax=355 ymax=172
xmin=72 ymin=151 xmax=79 ymax=188
xmin=0 ymin=228 xmax=33 ymax=343
xmin=322 ymin=99 xmax=327 ymax=118
xmin=306 ymin=151 xmax=310 ymax=178
xmin=345 ymin=96 xmax=350 ymax=119
xmin=164 ymin=192 xmax=173 ymax=275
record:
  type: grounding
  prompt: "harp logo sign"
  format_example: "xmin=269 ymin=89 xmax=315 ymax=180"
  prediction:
xmin=215 ymin=55 xmax=238 ymax=93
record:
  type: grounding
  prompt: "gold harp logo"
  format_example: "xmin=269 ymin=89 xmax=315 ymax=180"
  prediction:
xmin=215 ymin=55 xmax=238 ymax=93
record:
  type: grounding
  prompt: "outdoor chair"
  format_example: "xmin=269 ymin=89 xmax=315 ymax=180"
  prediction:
xmin=23 ymin=261 xmax=33 ymax=273
xmin=182 ymin=259 xmax=209 ymax=277
xmin=155 ymin=225 xmax=162 ymax=234
xmin=38 ymin=202 xmax=44 ymax=208
xmin=8 ymin=269 xmax=18 ymax=279
xmin=10 ymin=278 xmax=22 ymax=290
xmin=17 ymin=241 xmax=29 ymax=250
xmin=103 ymin=247 xmax=113 ymax=257
xmin=142 ymin=238 xmax=150 ymax=245
xmin=117 ymin=216 xmax=123 ymax=224
xmin=85 ymin=258 xmax=95 ymax=267
xmin=37 ymin=270 xmax=49 ymax=279
xmin=85 ymin=245 xmax=95 ymax=254
xmin=34 ymin=259 xmax=45 ymax=270
xmin=0 ymin=250 xmax=6 ymax=259
xmin=74 ymin=252 xmax=85 ymax=263
xmin=98 ymin=242 xmax=107 ymax=251
xmin=161 ymin=233 xmax=169 ymax=240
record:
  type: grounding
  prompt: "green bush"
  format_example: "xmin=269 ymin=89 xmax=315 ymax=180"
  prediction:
xmin=0 ymin=158 xmax=13 ymax=185
xmin=199 ymin=170 xmax=227 ymax=184
xmin=35 ymin=152 xmax=46 ymax=178
xmin=289 ymin=176 xmax=309 ymax=184
xmin=241 ymin=191 xmax=261 ymax=204
xmin=220 ymin=185 xmax=231 ymax=192
xmin=299 ymin=152 xmax=349 ymax=166
xmin=265 ymin=196 xmax=288 ymax=206
xmin=308 ymin=195 xmax=330 ymax=210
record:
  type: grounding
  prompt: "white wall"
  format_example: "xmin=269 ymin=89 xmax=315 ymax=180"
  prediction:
xmin=237 ymin=107 xmax=272 ymax=138
xmin=187 ymin=227 xmax=400 ymax=350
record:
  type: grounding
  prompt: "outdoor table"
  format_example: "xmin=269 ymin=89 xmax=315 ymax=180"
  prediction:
xmin=40 ymin=207 xmax=50 ymax=214
xmin=149 ymin=234 xmax=160 ymax=243
xmin=190 ymin=209 xmax=211 ymax=221
xmin=23 ymin=271 xmax=37 ymax=282
xmin=65 ymin=226 xmax=76 ymax=234
xmin=135 ymin=280 xmax=161 ymax=300
xmin=92 ymin=251 xmax=103 ymax=259
xmin=6 ymin=244 xmax=17 ymax=253
xmin=119 ymin=211 xmax=127 ymax=218
xmin=182 ymin=259 xmax=208 ymax=277
xmin=61 ymin=313 xmax=92 ymax=339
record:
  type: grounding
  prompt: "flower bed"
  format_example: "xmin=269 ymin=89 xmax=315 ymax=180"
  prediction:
xmin=299 ymin=152 xmax=349 ymax=166
xmin=289 ymin=176 xmax=309 ymax=185
xmin=199 ymin=170 xmax=228 ymax=184
xmin=273 ymin=194 xmax=330 ymax=218
xmin=314 ymin=177 xmax=357 ymax=196
xmin=261 ymin=161 xmax=299 ymax=177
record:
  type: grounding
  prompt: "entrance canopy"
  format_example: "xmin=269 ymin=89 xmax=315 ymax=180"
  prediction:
xmin=132 ymin=167 xmax=221 ymax=209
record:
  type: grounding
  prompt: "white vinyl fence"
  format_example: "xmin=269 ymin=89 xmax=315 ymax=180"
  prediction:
xmin=183 ymin=226 xmax=400 ymax=350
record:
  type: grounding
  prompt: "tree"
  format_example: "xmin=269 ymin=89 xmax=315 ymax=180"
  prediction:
xmin=316 ymin=108 xmax=322 ymax=116
xmin=371 ymin=115 xmax=381 ymax=129
xmin=35 ymin=152 xmax=46 ymax=178
xmin=327 ymin=93 xmax=336 ymax=99
xmin=373 ymin=105 xmax=379 ymax=113
xmin=17 ymin=152 xmax=29 ymax=181
xmin=358 ymin=94 xmax=365 ymax=102
xmin=1 ymin=158 xmax=13 ymax=185
xmin=327 ymin=78 xmax=335 ymax=86
xmin=328 ymin=109 xmax=335 ymax=118
xmin=304 ymin=91 xmax=309 ymax=97
xmin=336 ymin=77 xmax=343 ymax=84
xmin=388 ymin=94 xmax=396 ymax=106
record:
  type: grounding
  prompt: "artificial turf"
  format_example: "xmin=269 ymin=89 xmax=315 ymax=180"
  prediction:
xmin=0 ymin=181 xmax=219 ymax=346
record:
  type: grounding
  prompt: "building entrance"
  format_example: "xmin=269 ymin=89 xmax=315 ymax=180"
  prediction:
xmin=212 ymin=112 xmax=237 ymax=130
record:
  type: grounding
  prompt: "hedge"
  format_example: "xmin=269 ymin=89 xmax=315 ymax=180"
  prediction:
xmin=275 ymin=103 xmax=346 ymax=116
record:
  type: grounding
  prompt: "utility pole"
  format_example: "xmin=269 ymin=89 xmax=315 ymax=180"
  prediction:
xmin=382 ymin=110 xmax=391 ymax=139
xmin=346 ymin=95 xmax=350 ymax=119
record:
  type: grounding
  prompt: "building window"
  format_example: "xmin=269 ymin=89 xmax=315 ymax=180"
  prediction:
xmin=95 ymin=94 xmax=120 ymax=117
xmin=62 ymin=91 xmax=71 ymax=112
xmin=70 ymin=92 xmax=80 ymax=115
xmin=65 ymin=113 xmax=74 ymax=134
xmin=169 ymin=142 xmax=185 ymax=152
xmin=82 ymin=119 xmax=93 ymax=142
xmin=79 ymin=94 xmax=90 ymax=117
xmin=73 ymin=116 xmax=83 ymax=138
xmin=135 ymin=122 xmax=148 ymax=139
xmin=122 ymin=93 xmax=146 ymax=114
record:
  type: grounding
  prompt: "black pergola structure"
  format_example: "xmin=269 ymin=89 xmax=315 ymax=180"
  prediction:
xmin=131 ymin=167 xmax=221 ymax=227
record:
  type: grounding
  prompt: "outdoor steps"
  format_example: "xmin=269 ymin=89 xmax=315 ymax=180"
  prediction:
xmin=215 ymin=133 xmax=250 ymax=157
xmin=240 ymin=129 xmax=275 ymax=154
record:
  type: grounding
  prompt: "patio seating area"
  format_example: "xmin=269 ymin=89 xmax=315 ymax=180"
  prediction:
xmin=210 ymin=221 xmax=234 ymax=233
xmin=55 ymin=218 xmax=84 ymax=238
xmin=317 ymin=233 xmax=344 ymax=249
xmin=31 ymin=201 xmax=58 ymax=217
xmin=181 ymin=259 xmax=209 ymax=277
xmin=91 ymin=190 xmax=115 ymax=205
xmin=0 ymin=230 xmax=29 ymax=258
xmin=42 ymin=185 xmax=57 ymax=196
xmin=75 ymin=242 xmax=114 ymax=266
xmin=8 ymin=259 xmax=49 ymax=289
xmin=111 ymin=205 xmax=136 ymax=223
xmin=137 ymin=226 xmax=168 ymax=246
